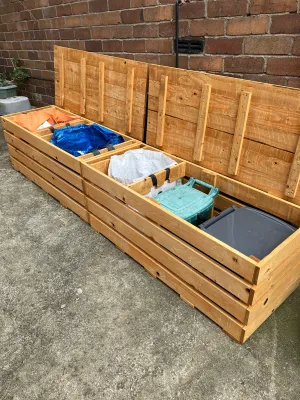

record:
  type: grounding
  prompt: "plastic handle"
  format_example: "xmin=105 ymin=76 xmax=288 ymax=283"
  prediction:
xmin=189 ymin=178 xmax=220 ymax=199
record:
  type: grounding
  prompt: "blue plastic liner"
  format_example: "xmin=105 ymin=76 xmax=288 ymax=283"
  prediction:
xmin=50 ymin=123 xmax=125 ymax=157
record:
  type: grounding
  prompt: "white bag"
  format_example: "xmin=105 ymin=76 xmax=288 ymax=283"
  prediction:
xmin=108 ymin=149 xmax=181 ymax=198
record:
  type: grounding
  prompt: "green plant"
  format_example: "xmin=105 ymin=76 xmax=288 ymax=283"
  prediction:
xmin=0 ymin=72 xmax=10 ymax=87
xmin=10 ymin=58 xmax=30 ymax=84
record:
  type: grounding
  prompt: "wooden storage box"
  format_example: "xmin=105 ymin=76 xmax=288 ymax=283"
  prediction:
xmin=2 ymin=106 xmax=140 ymax=223
xmin=2 ymin=46 xmax=300 ymax=343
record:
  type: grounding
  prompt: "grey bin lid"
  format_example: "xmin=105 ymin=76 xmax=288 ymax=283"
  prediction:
xmin=200 ymin=206 xmax=297 ymax=260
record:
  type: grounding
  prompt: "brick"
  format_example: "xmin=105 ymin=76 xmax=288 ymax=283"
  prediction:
xmin=206 ymin=38 xmax=243 ymax=55
xmin=179 ymin=2 xmax=205 ymax=19
xmin=159 ymin=21 xmax=188 ymax=38
xmin=60 ymin=29 xmax=75 ymax=40
xmin=56 ymin=4 xmax=72 ymax=17
xmin=121 ymin=9 xmax=143 ymax=24
xmin=271 ymin=14 xmax=300 ymax=34
xmin=190 ymin=56 xmax=223 ymax=72
xmin=109 ymin=0 xmax=131 ymax=10
xmin=224 ymin=57 xmax=264 ymax=73
xmin=74 ymin=28 xmax=91 ymax=40
xmin=100 ymin=11 xmax=121 ymax=25
xmin=292 ymin=38 xmax=300 ymax=56
xmin=64 ymin=15 xmax=81 ymax=28
xmin=288 ymin=78 xmax=300 ymax=89
xmin=68 ymin=41 xmax=86 ymax=51
xmin=245 ymin=37 xmax=293 ymax=55
xmin=35 ymin=0 xmax=49 ymax=7
xmin=85 ymin=40 xmax=103 ymax=52
xmin=39 ymin=19 xmax=52 ymax=30
xmin=102 ymin=40 xmax=123 ymax=52
xmin=71 ymin=2 xmax=89 ymax=15
xmin=160 ymin=54 xmax=189 ymax=69
xmin=51 ymin=17 xmax=65 ymax=29
xmin=208 ymin=0 xmax=247 ymax=17
xmin=144 ymin=5 xmax=174 ymax=22
xmin=133 ymin=24 xmax=159 ymax=38
xmin=123 ymin=39 xmax=146 ymax=52
xmin=250 ymin=0 xmax=297 ymax=14
xmin=267 ymin=58 xmax=300 ymax=76
xmin=135 ymin=54 xmax=160 ymax=64
xmin=131 ymin=0 xmax=157 ymax=6
xmin=34 ymin=31 xmax=47 ymax=41
xmin=146 ymin=39 xmax=173 ymax=53
xmin=89 ymin=0 xmax=108 ymax=13
xmin=243 ymin=74 xmax=287 ymax=85
xmin=227 ymin=16 xmax=269 ymax=36
xmin=110 ymin=26 xmax=133 ymax=39
xmin=91 ymin=27 xmax=111 ymax=39
xmin=31 ymin=9 xmax=43 ymax=20
xmin=81 ymin=14 xmax=101 ymax=26
xmin=190 ymin=19 xmax=224 ymax=36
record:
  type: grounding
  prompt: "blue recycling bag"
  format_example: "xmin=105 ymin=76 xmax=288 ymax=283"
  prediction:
xmin=50 ymin=123 xmax=125 ymax=157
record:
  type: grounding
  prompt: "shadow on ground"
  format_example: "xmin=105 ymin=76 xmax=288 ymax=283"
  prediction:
xmin=0 ymin=130 xmax=299 ymax=400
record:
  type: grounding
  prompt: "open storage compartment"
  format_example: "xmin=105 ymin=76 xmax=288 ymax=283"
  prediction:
xmin=2 ymin=106 xmax=139 ymax=222
xmin=2 ymin=46 xmax=300 ymax=343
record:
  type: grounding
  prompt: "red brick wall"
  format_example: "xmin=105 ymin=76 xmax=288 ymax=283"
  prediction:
xmin=0 ymin=0 xmax=299 ymax=106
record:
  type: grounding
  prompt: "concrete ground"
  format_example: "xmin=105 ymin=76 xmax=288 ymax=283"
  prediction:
xmin=0 ymin=129 xmax=299 ymax=400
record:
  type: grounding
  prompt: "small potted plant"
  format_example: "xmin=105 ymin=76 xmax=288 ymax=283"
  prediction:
xmin=0 ymin=72 xmax=17 ymax=99
xmin=0 ymin=58 xmax=30 ymax=99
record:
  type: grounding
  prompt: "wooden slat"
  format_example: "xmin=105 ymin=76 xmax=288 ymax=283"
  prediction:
xmin=85 ymin=142 xmax=143 ymax=165
xmin=88 ymin=200 xmax=249 ymax=322
xmin=90 ymin=214 xmax=246 ymax=343
xmin=129 ymin=162 xmax=186 ymax=195
xmin=98 ymin=61 xmax=105 ymax=123
xmin=285 ymin=136 xmax=300 ymax=198
xmin=156 ymin=75 xmax=168 ymax=147
xmin=2 ymin=118 xmax=81 ymax=173
xmin=125 ymin=68 xmax=135 ymax=133
xmin=228 ymin=91 xmax=252 ymax=175
xmin=81 ymin=163 xmax=259 ymax=282
xmin=80 ymin=57 xmax=87 ymax=115
xmin=257 ymin=227 xmax=300 ymax=284
xmin=10 ymin=157 xmax=89 ymax=222
xmin=193 ymin=84 xmax=212 ymax=162
xmin=85 ymin=183 xmax=253 ymax=303
xmin=54 ymin=46 xmax=148 ymax=141
xmin=8 ymin=145 xmax=85 ymax=206
xmin=59 ymin=52 xmax=65 ymax=107
xmin=4 ymin=131 xmax=83 ymax=190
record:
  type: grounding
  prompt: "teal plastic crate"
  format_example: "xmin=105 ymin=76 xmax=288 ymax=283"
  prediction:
xmin=154 ymin=178 xmax=219 ymax=224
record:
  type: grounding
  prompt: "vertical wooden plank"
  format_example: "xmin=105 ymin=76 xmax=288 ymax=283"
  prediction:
xmin=125 ymin=68 xmax=135 ymax=133
xmin=80 ymin=57 xmax=86 ymax=115
xmin=59 ymin=52 xmax=65 ymax=107
xmin=228 ymin=91 xmax=252 ymax=176
xmin=285 ymin=136 xmax=300 ymax=198
xmin=156 ymin=75 xmax=168 ymax=147
xmin=193 ymin=84 xmax=212 ymax=162
xmin=98 ymin=61 xmax=105 ymax=123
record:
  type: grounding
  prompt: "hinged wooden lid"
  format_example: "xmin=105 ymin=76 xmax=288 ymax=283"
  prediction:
xmin=54 ymin=46 xmax=148 ymax=141
xmin=147 ymin=64 xmax=300 ymax=206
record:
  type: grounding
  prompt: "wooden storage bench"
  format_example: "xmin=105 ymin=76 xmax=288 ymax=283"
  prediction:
xmin=2 ymin=105 xmax=141 ymax=223
xmin=2 ymin=46 xmax=300 ymax=343
xmin=81 ymin=144 xmax=300 ymax=343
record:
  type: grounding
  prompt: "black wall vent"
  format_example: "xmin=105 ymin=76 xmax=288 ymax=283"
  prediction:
xmin=176 ymin=37 xmax=204 ymax=54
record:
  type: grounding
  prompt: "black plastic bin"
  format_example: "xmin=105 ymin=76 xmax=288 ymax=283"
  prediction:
xmin=200 ymin=206 xmax=297 ymax=260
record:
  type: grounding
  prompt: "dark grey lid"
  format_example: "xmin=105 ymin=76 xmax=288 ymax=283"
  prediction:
xmin=200 ymin=206 xmax=297 ymax=260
